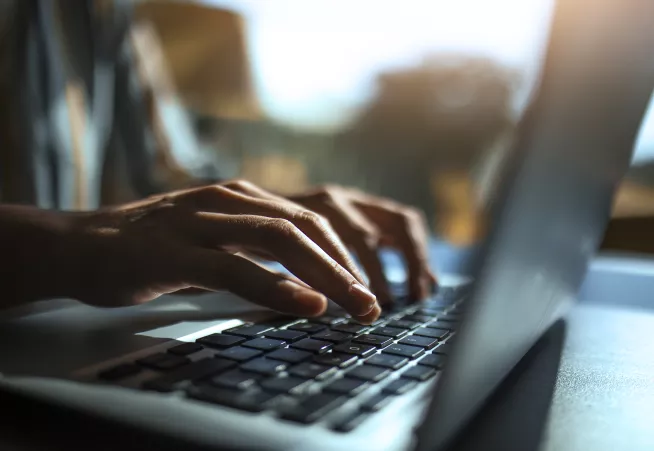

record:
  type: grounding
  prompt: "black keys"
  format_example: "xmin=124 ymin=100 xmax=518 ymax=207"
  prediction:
xmin=398 ymin=335 xmax=439 ymax=349
xmin=353 ymin=334 xmax=392 ymax=348
xmin=188 ymin=386 xmax=276 ymax=413
xmin=281 ymin=393 xmax=346 ymax=424
xmin=323 ymin=378 xmax=370 ymax=396
xmin=312 ymin=330 xmax=353 ymax=343
xmin=386 ymin=320 xmax=421 ymax=330
xmin=288 ymin=362 xmax=337 ymax=380
xmin=143 ymin=358 xmax=236 ymax=392
xmin=360 ymin=394 xmax=392 ymax=412
xmin=290 ymin=338 xmax=333 ymax=354
xmin=240 ymin=358 xmax=287 ymax=376
xmin=264 ymin=329 xmax=308 ymax=343
xmin=418 ymin=308 xmax=447 ymax=316
xmin=288 ymin=323 xmax=327 ymax=334
xmin=383 ymin=344 xmax=425 ymax=359
xmin=168 ymin=342 xmax=204 ymax=356
xmin=313 ymin=353 xmax=358 ymax=369
xmin=365 ymin=353 xmax=408 ymax=370
xmin=136 ymin=353 xmax=190 ymax=371
xmin=332 ymin=323 xmax=369 ymax=335
xmin=242 ymin=338 xmax=286 ymax=351
xmin=414 ymin=327 xmax=450 ymax=340
xmin=401 ymin=314 xmax=433 ymax=323
xmin=347 ymin=365 xmax=390 ymax=382
xmin=402 ymin=365 xmax=437 ymax=381
xmin=215 ymin=346 xmax=263 ymax=362
xmin=418 ymin=353 xmax=445 ymax=369
xmin=197 ymin=334 xmax=245 ymax=349
xmin=313 ymin=316 xmax=348 ymax=326
xmin=333 ymin=342 xmax=377 ymax=358
xmin=98 ymin=363 xmax=141 ymax=381
xmin=260 ymin=376 xmax=313 ymax=395
xmin=333 ymin=411 xmax=370 ymax=432
xmin=223 ymin=324 xmax=275 ymax=338
xmin=383 ymin=378 xmax=417 ymax=395
xmin=267 ymin=348 xmax=312 ymax=364
xmin=371 ymin=327 xmax=408 ymax=339
xmin=433 ymin=344 xmax=451 ymax=355
xmin=211 ymin=369 xmax=262 ymax=390
xmin=438 ymin=313 xmax=460 ymax=322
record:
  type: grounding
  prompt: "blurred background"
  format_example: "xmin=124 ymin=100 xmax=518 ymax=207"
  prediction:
xmin=129 ymin=0 xmax=654 ymax=246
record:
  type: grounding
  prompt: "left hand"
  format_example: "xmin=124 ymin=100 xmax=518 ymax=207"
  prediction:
xmin=225 ymin=181 xmax=437 ymax=304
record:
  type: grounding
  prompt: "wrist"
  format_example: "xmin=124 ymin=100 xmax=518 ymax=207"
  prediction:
xmin=0 ymin=206 xmax=81 ymax=306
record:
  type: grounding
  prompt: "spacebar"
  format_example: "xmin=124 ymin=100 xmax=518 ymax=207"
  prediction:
xmin=143 ymin=358 xmax=236 ymax=392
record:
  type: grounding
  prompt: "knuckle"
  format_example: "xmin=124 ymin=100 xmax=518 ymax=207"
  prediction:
xmin=297 ymin=210 xmax=330 ymax=229
xmin=224 ymin=179 xmax=254 ymax=191
xmin=262 ymin=218 xmax=298 ymax=239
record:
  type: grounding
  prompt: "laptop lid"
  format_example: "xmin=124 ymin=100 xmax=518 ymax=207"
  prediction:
xmin=416 ymin=0 xmax=654 ymax=449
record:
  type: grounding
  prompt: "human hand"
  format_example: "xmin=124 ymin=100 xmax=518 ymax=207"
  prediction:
xmin=63 ymin=181 xmax=381 ymax=323
xmin=288 ymin=185 xmax=437 ymax=304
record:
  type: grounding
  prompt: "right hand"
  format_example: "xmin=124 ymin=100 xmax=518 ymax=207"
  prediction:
xmin=63 ymin=181 xmax=381 ymax=323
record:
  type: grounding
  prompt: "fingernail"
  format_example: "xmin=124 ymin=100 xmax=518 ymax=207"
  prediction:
xmin=354 ymin=303 xmax=382 ymax=325
xmin=349 ymin=282 xmax=378 ymax=315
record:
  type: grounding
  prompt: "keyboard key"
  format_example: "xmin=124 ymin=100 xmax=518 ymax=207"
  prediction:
xmin=333 ymin=411 xmax=371 ymax=432
xmin=353 ymin=334 xmax=392 ymax=348
xmin=383 ymin=344 xmax=425 ymax=359
xmin=313 ymin=316 xmax=348 ymax=326
xmin=264 ymin=330 xmax=308 ymax=343
xmin=418 ymin=354 xmax=445 ymax=369
xmin=240 ymin=358 xmax=287 ymax=376
xmin=267 ymin=348 xmax=313 ymax=364
xmin=211 ymin=370 xmax=262 ymax=390
xmin=215 ymin=346 xmax=263 ymax=362
xmin=312 ymin=330 xmax=353 ymax=343
xmin=365 ymin=354 xmax=408 ymax=370
xmin=313 ymin=353 xmax=358 ymax=369
xmin=347 ymin=365 xmax=390 ymax=382
xmin=401 ymin=314 xmax=433 ymax=323
xmin=168 ymin=342 xmax=204 ymax=356
xmin=188 ymin=386 xmax=276 ymax=413
xmin=290 ymin=338 xmax=333 ymax=354
xmin=418 ymin=308 xmax=447 ymax=316
xmin=333 ymin=343 xmax=377 ymax=358
xmin=197 ymin=334 xmax=246 ymax=349
xmin=398 ymin=335 xmax=438 ymax=349
xmin=323 ymin=378 xmax=370 ymax=396
xmin=432 ymin=319 xmax=457 ymax=329
xmin=242 ymin=338 xmax=286 ymax=351
xmin=288 ymin=362 xmax=337 ymax=380
xmin=281 ymin=393 xmax=346 ymax=424
xmin=223 ymin=324 xmax=274 ymax=338
xmin=361 ymin=394 xmax=392 ymax=412
xmin=143 ymin=358 xmax=236 ymax=392
xmin=260 ymin=376 xmax=313 ymax=394
xmin=332 ymin=323 xmax=369 ymax=335
xmin=136 ymin=353 xmax=190 ymax=371
xmin=288 ymin=323 xmax=327 ymax=334
xmin=414 ymin=327 xmax=449 ymax=340
xmin=383 ymin=378 xmax=417 ymax=395
xmin=402 ymin=365 xmax=437 ymax=381
xmin=438 ymin=314 xmax=460 ymax=322
xmin=98 ymin=363 xmax=141 ymax=381
xmin=433 ymin=344 xmax=451 ymax=355
xmin=386 ymin=320 xmax=421 ymax=330
xmin=371 ymin=327 xmax=408 ymax=339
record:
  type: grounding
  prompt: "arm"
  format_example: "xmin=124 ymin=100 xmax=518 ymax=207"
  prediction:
xmin=0 ymin=205 xmax=76 ymax=308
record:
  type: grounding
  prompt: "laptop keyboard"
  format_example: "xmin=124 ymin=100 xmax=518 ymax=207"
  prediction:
xmin=96 ymin=285 xmax=466 ymax=432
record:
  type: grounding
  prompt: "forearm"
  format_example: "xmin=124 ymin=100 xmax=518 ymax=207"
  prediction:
xmin=0 ymin=205 xmax=76 ymax=308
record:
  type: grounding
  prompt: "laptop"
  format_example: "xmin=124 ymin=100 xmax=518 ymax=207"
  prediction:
xmin=1 ymin=0 xmax=653 ymax=449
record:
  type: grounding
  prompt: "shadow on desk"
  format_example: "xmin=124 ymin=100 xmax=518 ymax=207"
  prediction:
xmin=446 ymin=319 xmax=567 ymax=451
